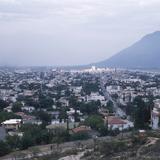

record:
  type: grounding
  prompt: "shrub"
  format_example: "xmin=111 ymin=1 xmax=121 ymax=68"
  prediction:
xmin=0 ymin=141 xmax=11 ymax=156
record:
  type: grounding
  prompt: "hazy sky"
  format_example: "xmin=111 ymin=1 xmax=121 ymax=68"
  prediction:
xmin=0 ymin=0 xmax=160 ymax=66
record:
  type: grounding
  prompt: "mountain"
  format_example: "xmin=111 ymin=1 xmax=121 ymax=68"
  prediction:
xmin=95 ymin=31 xmax=160 ymax=69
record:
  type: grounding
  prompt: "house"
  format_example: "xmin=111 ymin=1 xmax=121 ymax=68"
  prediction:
xmin=106 ymin=85 xmax=121 ymax=95
xmin=105 ymin=116 xmax=133 ymax=131
xmin=47 ymin=111 xmax=60 ymax=124
xmin=67 ymin=108 xmax=82 ymax=115
xmin=4 ymin=106 xmax=12 ymax=112
xmin=71 ymin=125 xmax=99 ymax=138
xmin=46 ymin=122 xmax=79 ymax=131
xmin=51 ymin=119 xmax=61 ymax=124
xmin=86 ymin=92 xmax=105 ymax=102
xmin=15 ymin=112 xmax=36 ymax=124
xmin=48 ymin=111 xmax=60 ymax=119
xmin=59 ymin=98 xmax=69 ymax=107
xmin=1 ymin=119 xmax=22 ymax=131
xmin=67 ymin=108 xmax=83 ymax=122
xmin=21 ymin=106 xmax=35 ymax=113
xmin=70 ymin=86 xmax=82 ymax=94
xmin=23 ymin=90 xmax=34 ymax=97
xmin=70 ymin=125 xmax=91 ymax=134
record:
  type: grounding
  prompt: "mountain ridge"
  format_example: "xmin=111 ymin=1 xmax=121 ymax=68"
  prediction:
xmin=94 ymin=31 xmax=160 ymax=69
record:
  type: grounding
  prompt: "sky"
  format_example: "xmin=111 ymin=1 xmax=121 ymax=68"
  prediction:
xmin=0 ymin=0 xmax=160 ymax=66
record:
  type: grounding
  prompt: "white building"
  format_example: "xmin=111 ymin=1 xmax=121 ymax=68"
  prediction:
xmin=151 ymin=99 xmax=160 ymax=130
xmin=22 ymin=106 xmax=35 ymax=113
xmin=67 ymin=108 xmax=82 ymax=122
xmin=151 ymin=108 xmax=160 ymax=130
xmin=105 ymin=116 xmax=134 ymax=131
xmin=87 ymin=92 xmax=105 ymax=102
xmin=1 ymin=119 xmax=22 ymax=131
xmin=106 ymin=85 xmax=121 ymax=95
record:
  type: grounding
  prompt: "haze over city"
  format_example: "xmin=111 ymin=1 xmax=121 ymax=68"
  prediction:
xmin=2 ymin=1 xmax=160 ymax=159
xmin=0 ymin=0 xmax=160 ymax=66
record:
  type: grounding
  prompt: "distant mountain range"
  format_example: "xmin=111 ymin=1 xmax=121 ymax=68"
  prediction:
xmin=94 ymin=31 xmax=160 ymax=69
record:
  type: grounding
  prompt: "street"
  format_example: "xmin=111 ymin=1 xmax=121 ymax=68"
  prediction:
xmin=100 ymin=77 xmax=126 ymax=117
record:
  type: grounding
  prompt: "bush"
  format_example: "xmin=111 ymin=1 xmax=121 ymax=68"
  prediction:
xmin=0 ymin=111 xmax=21 ymax=123
xmin=85 ymin=115 xmax=104 ymax=130
xmin=70 ymin=131 xmax=90 ymax=141
xmin=131 ymin=135 xmax=147 ymax=145
xmin=6 ymin=135 xmax=21 ymax=150
xmin=20 ymin=133 xmax=35 ymax=150
xmin=0 ymin=141 xmax=11 ymax=156
xmin=98 ymin=140 xmax=128 ymax=156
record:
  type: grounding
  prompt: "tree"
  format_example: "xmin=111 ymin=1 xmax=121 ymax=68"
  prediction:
xmin=0 ymin=99 xmax=8 ymax=111
xmin=79 ymin=101 xmax=99 ymax=115
xmin=125 ymin=102 xmax=134 ymax=116
xmin=20 ymin=133 xmax=35 ymax=150
xmin=0 ymin=112 xmax=21 ymax=123
xmin=99 ymin=125 xmax=108 ymax=136
xmin=0 ymin=141 xmax=11 ymax=156
xmin=69 ymin=95 xmax=78 ymax=107
xmin=37 ymin=111 xmax=51 ymax=124
xmin=39 ymin=96 xmax=54 ymax=109
xmin=12 ymin=102 xmax=23 ymax=112
xmin=71 ymin=131 xmax=90 ymax=141
xmin=112 ymin=94 xmax=119 ymax=100
xmin=19 ymin=124 xmax=54 ymax=148
xmin=85 ymin=115 xmax=104 ymax=131
xmin=95 ymin=100 xmax=101 ymax=106
xmin=106 ymin=100 xmax=114 ymax=113
xmin=82 ymin=80 xmax=99 ymax=95
xmin=58 ymin=107 xmax=68 ymax=122
xmin=6 ymin=135 xmax=21 ymax=150
xmin=52 ymin=127 xmax=70 ymax=144
xmin=69 ymin=96 xmax=79 ymax=122
xmin=65 ymin=89 xmax=71 ymax=97
xmin=133 ymin=96 xmax=150 ymax=129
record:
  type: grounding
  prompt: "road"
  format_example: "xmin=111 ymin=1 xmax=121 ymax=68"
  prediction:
xmin=100 ymin=77 xmax=126 ymax=117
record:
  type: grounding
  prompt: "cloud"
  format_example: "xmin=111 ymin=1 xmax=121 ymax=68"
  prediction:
xmin=0 ymin=0 xmax=160 ymax=65
xmin=138 ymin=0 xmax=160 ymax=6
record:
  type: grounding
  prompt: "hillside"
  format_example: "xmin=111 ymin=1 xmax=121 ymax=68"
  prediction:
xmin=96 ymin=31 xmax=160 ymax=69
xmin=2 ymin=131 xmax=160 ymax=160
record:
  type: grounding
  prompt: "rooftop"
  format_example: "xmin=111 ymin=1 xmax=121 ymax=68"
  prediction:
xmin=106 ymin=116 xmax=127 ymax=125
xmin=1 ymin=119 xmax=22 ymax=125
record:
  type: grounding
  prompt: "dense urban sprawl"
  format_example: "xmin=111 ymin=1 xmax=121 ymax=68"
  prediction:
xmin=0 ymin=66 xmax=160 ymax=158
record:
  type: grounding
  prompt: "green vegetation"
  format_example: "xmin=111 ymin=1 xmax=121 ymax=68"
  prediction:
xmin=70 ymin=131 xmax=90 ymax=141
xmin=82 ymin=78 xmax=99 ymax=95
xmin=51 ymin=127 xmax=70 ymax=144
xmin=39 ymin=96 xmax=54 ymax=109
xmin=79 ymin=101 xmax=99 ymax=115
xmin=85 ymin=115 xmax=104 ymax=130
xmin=0 ymin=99 xmax=8 ymax=111
xmin=19 ymin=124 xmax=54 ymax=149
xmin=12 ymin=102 xmax=23 ymax=112
xmin=36 ymin=111 xmax=52 ymax=125
xmin=0 ymin=141 xmax=11 ymax=157
xmin=0 ymin=111 xmax=21 ymax=123
xmin=98 ymin=140 xmax=128 ymax=156
xmin=106 ymin=100 xmax=114 ymax=113
xmin=133 ymin=96 xmax=151 ymax=129
xmin=0 ymin=124 xmax=70 ymax=157
xmin=84 ymin=115 xmax=108 ymax=136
